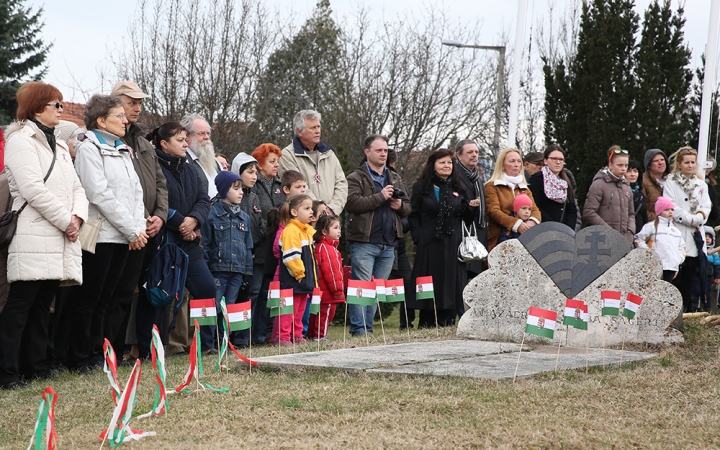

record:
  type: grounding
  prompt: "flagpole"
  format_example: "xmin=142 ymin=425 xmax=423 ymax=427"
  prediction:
xmin=361 ymin=311 xmax=370 ymax=346
xmin=292 ymin=311 xmax=296 ymax=354
xmin=404 ymin=301 xmax=411 ymax=338
xmin=317 ymin=308 xmax=321 ymax=352
xmin=621 ymin=319 xmax=627 ymax=365
xmin=585 ymin=328 xmax=589 ymax=374
xmin=432 ymin=297 xmax=439 ymax=337
xmin=513 ymin=333 xmax=526 ymax=383
xmin=554 ymin=326 xmax=563 ymax=372
xmin=343 ymin=305 xmax=348 ymax=348
xmin=248 ymin=331 xmax=252 ymax=375
xmin=376 ymin=300 xmax=387 ymax=345
xmin=602 ymin=317 xmax=606 ymax=369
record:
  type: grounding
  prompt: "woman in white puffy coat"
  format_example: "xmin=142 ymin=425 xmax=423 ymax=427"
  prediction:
xmin=0 ymin=82 xmax=88 ymax=389
xmin=65 ymin=95 xmax=148 ymax=373
xmin=663 ymin=147 xmax=711 ymax=312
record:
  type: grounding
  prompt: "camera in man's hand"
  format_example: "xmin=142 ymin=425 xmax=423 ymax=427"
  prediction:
xmin=391 ymin=188 xmax=405 ymax=199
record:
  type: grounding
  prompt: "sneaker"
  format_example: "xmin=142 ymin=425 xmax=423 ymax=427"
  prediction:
xmin=294 ymin=337 xmax=307 ymax=344
xmin=311 ymin=337 xmax=328 ymax=342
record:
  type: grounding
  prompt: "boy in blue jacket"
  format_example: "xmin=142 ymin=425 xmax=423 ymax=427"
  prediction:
xmin=202 ymin=171 xmax=254 ymax=347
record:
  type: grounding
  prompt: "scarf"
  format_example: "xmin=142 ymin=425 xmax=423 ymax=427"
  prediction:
xmin=501 ymin=173 xmax=523 ymax=191
xmin=541 ymin=165 xmax=568 ymax=203
xmin=671 ymin=172 xmax=700 ymax=214
xmin=630 ymin=181 xmax=641 ymax=194
xmin=30 ymin=118 xmax=57 ymax=153
xmin=432 ymin=174 xmax=454 ymax=239
xmin=454 ymin=157 xmax=486 ymax=227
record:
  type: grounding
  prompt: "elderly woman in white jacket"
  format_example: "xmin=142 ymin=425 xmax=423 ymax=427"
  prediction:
xmin=64 ymin=95 xmax=148 ymax=374
xmin=663 ymin=147 xmax=711 ymax=312
xmin=0 ymin=82 xmax=88 ymax=390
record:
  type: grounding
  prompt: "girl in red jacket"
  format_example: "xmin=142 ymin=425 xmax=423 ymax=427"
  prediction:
xmin=308 ymin=215 xmax=345 ymax=340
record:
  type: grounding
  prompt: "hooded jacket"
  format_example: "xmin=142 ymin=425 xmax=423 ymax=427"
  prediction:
xmin=582 ymin=169 xmax=635 ymax=244
xmin=634 ymin=216 xmax=686 ymax=271
xmin=4 ymin=120 xmax=89 ymax=284
xmin=314 ymin=235 xmax=345 ymax=304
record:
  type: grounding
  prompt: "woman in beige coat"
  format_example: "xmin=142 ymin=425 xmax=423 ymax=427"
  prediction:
xmin=0 ymin=82 xmax=88 ymax=389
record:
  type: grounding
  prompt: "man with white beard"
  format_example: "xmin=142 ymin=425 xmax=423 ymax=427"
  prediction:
xmin=180 ymin=114 xmax=222 ymax=197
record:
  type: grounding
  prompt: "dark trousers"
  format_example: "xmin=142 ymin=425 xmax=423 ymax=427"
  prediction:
xmin=392 ymin=250 xmax=415 ymax=330
xmin=0 ymin=280 xmax=60 ymax=384
xmin=674 ymin=256 xmax=700 ymax=312
xmin=136 ymin=256 xmax=217 ymax=359
xmin=65 ymin=244 xmax=129 ymax=369
xmin=104 ymin=247 xmax=147 ymax=354
xmin=47 ymin=286 xmax=74 ymax=366
xmin=418 ymin=309 xmax=455 ymax=328
xmin=663 ymin=270 xmax=677 ymax=283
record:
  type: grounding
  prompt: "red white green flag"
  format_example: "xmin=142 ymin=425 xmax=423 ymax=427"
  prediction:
xmin=227 ymin=301 xmax=252 ymax=331
xmin=189 ymin=299 xmax=217 ymax=326
xmin=346 ymin=280 xmax=376 ymax=306
xmin=525 ymin=306 xmax=557 ymax=339
xmin=383 ymin=279 xmax=405 ymax=303
xmin=102 ymin=339 xmax=121 ymax=404
xmin=28 ymin=387 xmax=58 ymax=450
xmin=563 ymin=299 xmax=588 ymax=330
xmin=622 ymin=293 xmax=643 ymax=319
xmin=270 ymin=289 xmax=294 ymax=317
xmin=309 ymin=288 xmax=321 ymax=314
xmin=267 ymin=281 xmax=280 ymax=308
xmin=601 ymin=290 xmax=621 ymax=316
xmin=415 ymin=276 xmax=434 ymax=300
xmin=375 ymin=279 xmax=386 ymax=303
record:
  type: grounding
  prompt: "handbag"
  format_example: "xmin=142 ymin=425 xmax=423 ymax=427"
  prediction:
xmin=458 ymin=221 xmax=488 ymax=262
xmin=0 ymin=149 xmax=56 ymax=250
xmin=79 ymin=215 xmax=105 ymax=254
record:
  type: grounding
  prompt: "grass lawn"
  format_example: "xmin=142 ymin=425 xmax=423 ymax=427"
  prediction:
xmin=1 ymin=313 xmax=720 ymax=449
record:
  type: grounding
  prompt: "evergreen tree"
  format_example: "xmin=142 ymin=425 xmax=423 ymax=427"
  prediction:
xmin=634 ymin=0 xmax=692 ymax=154
xmin=543 ymin=0 xmax=639 ymax=205
xmin=0 ymin=0 xmax=50 ymax=124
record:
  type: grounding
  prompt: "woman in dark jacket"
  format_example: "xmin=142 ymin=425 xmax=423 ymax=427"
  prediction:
xmin=135 ymin=122 xmax=215 ymax=357
xmin=528 ymin=144 xmax=577 ymax=230
xmin=626 ymin=160 xmax=648 ymax=235
xmin=407 ymin=149 xmax=476 ymax=328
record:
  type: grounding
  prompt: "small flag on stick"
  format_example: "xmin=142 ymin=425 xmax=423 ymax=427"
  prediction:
xmin=269 ymin=289 xmax=294 ymax=317
xmin=28 ymin=387 xmax=58 ymax=450
xmin=346 ymin=280 xmax=376 ymax=306
xmin=415 ymin=276 xmax=434 ymax=300
xmin=383 ymin=279 xmax=405 ymax=303
xmin=189 ymin=299 xmax=217 ymax=326
xmin=601 ymin=290 xmax=621 ymax=316
xmin=227 ymin=301 xmax=252 ymax=331
xmin=375 ymin=279 xmax=386 ymax=303
xmin=309 ymin=288 xmax=321 ymax=314
xmin=525 ymin=306 xmax=557 ymax=339
xmin=267 ymin=281 xmax=280 ymax=308
xmin=563 ymin=299 xmax=588 ymax=330
xmin=622 ymin=293 xmax=643 ymax=320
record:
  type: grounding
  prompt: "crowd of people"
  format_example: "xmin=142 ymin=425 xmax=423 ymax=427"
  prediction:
xmin=0 ymin=79 xmax=716 ymax=390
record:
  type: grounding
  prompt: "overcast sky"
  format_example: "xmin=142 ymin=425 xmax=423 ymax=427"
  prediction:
xmin=26 ymin=0 xmax=717 ymax=102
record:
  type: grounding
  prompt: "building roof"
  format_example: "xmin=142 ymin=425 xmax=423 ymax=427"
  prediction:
xmin=59 ymin=102 xmax=85 ymax=127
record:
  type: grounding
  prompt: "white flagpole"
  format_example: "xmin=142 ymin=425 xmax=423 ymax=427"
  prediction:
xmin=697 ymin=0 xmax=720 ymax=173
xmin=507 ymin=0 xmax=528 ymax=146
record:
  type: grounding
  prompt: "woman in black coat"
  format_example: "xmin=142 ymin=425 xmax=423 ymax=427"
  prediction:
xmin=408 ymin=149 xmax=477 ymax=328
xmin=626 ymin=160 xmax=648 ymax=234
xmin=135 ymin=122 xmax=215 ymax=358
xmin=528 ymin=144 xmax=577 ymax=230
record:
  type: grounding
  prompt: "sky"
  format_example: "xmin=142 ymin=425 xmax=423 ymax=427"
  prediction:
xmin=25 ymin=0 xmax=717 ymax=103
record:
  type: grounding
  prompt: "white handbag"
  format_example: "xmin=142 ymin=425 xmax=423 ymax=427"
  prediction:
xmin=79 ymin=216 xmax=105 ymax=254
xmin=457 ymin=222 xmax=488 ymax=262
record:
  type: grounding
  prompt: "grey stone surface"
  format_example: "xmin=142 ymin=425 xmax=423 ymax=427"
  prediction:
xmin=518 ymin=222 xmax=576 ymax=296
xmin=457 ymin=240 xmax=683 ymax=346
xmin=571 ymin=226 xmax=632 ymax=297
xmin=251 ymin=340 xmax=656 ymax=380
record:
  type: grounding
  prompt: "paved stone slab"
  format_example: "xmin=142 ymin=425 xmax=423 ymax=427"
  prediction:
xmin=254 ymin=340 xmax=521 ymax=371
xmin=368 ymin=346 xmax=656 ymax=380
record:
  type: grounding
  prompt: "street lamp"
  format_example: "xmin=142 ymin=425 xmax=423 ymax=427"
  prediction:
xmin=442 ymin=39 xmax=505 ymax=156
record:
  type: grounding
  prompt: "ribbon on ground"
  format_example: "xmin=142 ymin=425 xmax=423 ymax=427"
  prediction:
xmin=171 ymin=320 xmax=228 ymax=394
xmin=27 ymin=386 xmax=58 ymax=450
xmin=216 ymin=298 xmax=230 ymax=372
xmin=103 ymin=339 xmax=121 ymax=404
xmin=137 ymin=325 xmax=167 ymax=419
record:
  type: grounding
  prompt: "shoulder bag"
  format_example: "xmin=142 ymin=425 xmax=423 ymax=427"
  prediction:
xmin=458 ymin=221 xmax=488 ymax=262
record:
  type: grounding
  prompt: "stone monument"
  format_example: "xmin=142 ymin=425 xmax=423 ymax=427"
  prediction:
xmin=457 ymin=224 xmax=683 ymax=346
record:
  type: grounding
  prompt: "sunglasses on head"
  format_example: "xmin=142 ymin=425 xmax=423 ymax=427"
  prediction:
xmin=611 ymin=149 xmax=629 ymax=155
xmin=679 ymin=147 xmax=696 ymax=154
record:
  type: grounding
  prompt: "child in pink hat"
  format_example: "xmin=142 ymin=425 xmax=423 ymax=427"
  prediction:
xmin=498 ymin=194 xmax=534 ymax=244
xmin=634 ymin=196 xmax=686 ymax=282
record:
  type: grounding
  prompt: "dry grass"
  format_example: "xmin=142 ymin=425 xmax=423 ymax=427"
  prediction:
xmin=2 ymin=317 xmax=720 ymax=449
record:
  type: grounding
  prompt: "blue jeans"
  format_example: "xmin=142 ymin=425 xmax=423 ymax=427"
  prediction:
xmin=249 ymin=264 xmax=270 ymax=344
xmin=212 ymin=272 xmax=244 ymax=345
xmin=348 ymin=241 xmax=395 ymax=335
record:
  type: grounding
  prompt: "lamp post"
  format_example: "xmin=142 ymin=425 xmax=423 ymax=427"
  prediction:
xmin=442 ymin=40 xmax=505 ymax=156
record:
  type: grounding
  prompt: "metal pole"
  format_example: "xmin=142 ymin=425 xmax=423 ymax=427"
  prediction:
xmin=494 ymin=47 xmax=506 ymax=157
xmin=698 ymin=0 xmax=720 ymax=175
xmin=507 ymin=0 xmax=528 ymax=148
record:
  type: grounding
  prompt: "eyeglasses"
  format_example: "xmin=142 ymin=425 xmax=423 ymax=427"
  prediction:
xmin=106 ymin=113 xmax=127 ymax=120
xmin=611 ymin=149 xmax=629 ymax=155
xmin=547 ymin=157 xmax=565 ymax=163
xmin=193 ymin=131 xmax=211 ymax=137
xmin=46 ymin=102 xmax=63 ymax=110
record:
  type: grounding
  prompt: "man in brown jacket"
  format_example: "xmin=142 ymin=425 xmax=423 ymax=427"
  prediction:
xmin=104 ymin=80 xmax=169 ymax=358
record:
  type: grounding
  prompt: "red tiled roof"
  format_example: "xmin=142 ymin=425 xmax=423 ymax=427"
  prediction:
xmin=59 ymin=102 xmax=85 ymax=127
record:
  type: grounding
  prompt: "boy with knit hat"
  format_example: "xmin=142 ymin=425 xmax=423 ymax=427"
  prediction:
xmin=634 ymin=196 xmax=685 ymax=283
xmin=201 ymin=171 xmax=254 ymax=347
xmin=499 ymin=194 xmax=533 ymax=244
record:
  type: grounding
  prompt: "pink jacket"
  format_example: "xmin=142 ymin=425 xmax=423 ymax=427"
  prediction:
xmin=272 ymin=223 xmax=286 ymax=282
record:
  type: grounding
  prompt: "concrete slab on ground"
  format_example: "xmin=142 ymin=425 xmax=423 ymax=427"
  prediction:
xmin=252 ymin=340 xmax=656 ymax=380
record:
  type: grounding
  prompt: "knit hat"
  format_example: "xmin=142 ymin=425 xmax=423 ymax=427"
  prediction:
xmin=231 ymin=152 xmax=258 ymax=175
xmin=644 ymin=148 xmax=666 ymax=172
xmin=654 ymin=196 xmax=674 ymax=217
xmin=55 ymin=120 xmax=85 ymax=143
xmin=513 ymin=194 xmax=533 ymax=213
xmin=214 ymin=171 xmax=242 ymax=199
xmin=523 ymin=152 xmax=544 ymax=164
xmin=110 ymin=80 xmax=150 ymax=99
xmin=704 ymin=225 xmax=715 ymax=246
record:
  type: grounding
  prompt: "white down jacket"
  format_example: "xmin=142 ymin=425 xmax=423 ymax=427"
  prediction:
xmin=662 ymin=173 xmax=711 ymax=258
xmin=74 ymin=130 xmax=145 ymax=244
xmin=634 ymin=216 xmax=686 ymax=271
xmin=4 ymin=120 xmax=89 ymax=284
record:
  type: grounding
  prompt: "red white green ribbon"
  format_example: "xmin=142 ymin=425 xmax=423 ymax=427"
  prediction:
xmin=137 ymin=325 xmax=167 ymax=419
xmin=27 ymin=386 xmax=58 ymax=450
xmin=216 ymin=298 xmax=258 ymax=372
xmin=171 ymin=320 xmax=228 ymax=394
xmin=103 ymin=339 xmax=121 ymax=404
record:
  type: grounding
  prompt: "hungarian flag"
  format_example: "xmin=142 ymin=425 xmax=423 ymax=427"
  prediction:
xmin=375 ymin=279 xmax=386 ymax=303
xmin=346 ymin=280 xmax=376 ymax=306
xmin=384 ymin=279 xmax=406 ymax=303
xmin=525 ymin=306 xmax=556 ymax=339
xmin=270 ymin=289 xmax=294 ymax=317
xmin=601 ymin=290 xmax=621 ymax=316
xmin=227 ymin=301 xmax=252 ymax=331
xmin=309 ymin=288 xmax=321 ymax=314
xmin=267 ymin=281 xmax=280 ymax=308
xmin=415 ymin=276 xmax=434 ymax=300
xmin=563 ymin=299 xmax=588 ymax=330
xmin=189 ymin=299 xmax=216 ymax=326
xmin=622 ymin=293 xmax=643 ymax=320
